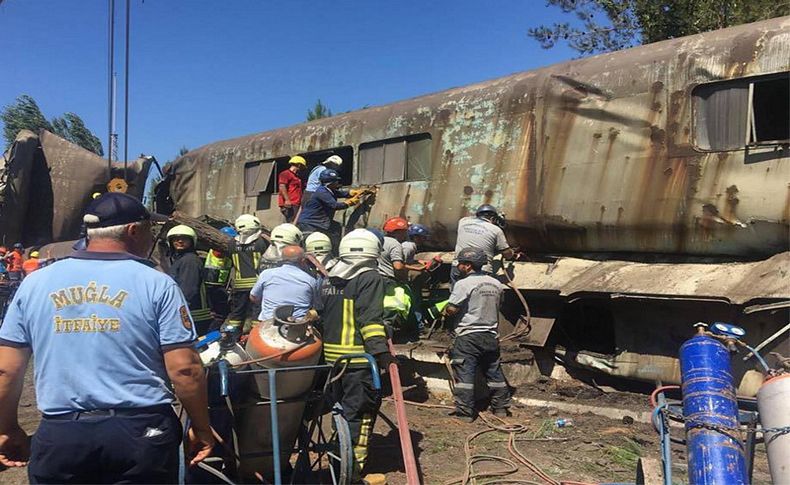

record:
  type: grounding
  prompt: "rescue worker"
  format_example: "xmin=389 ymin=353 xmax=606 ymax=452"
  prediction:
xmin=5 ymin=243 xmax=24 ymax=283
xmin=452 ymin=204 xmax=514 ymax=284
xmin=250 ymin=245 xmax=320 ymax=321
xmin=259 ymin=222 xmax=303 ymax=271
xmin=204 ymin=226 xmax=236 ymax=324
xmin=0 ymin=192 xmax=213 ymax=482
xmin=22 ymin=250 xmax=40 ymax=276
xmin=303 ymin=154 xmax=342 ymax=206
xmin=320 ymin=229 xmax=397 ymax=480
xmin=379 ymin=217 xmax=408 ymax=282
xmin=444 ymin=247 xmax=511 ymax=422
xmin=227 ymin=214 xmax=269 ymax=330
xmin=305 ymin=231 xmax=334 ymax=268
xmin=402 ymin=224 xmax=430 ymax=266
xmin=278 ymin=155 xmax=307 ymax=223
xmin=298 ymin=169 xmax=360 ymax=250
xmin=167 ymin=225 xmax=213 ymax=336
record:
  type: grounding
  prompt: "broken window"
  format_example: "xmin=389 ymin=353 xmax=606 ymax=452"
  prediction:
xmin=297 ymin=145 xmax=354 ymax=186
xmin=358 ymin=133 xmax=433 ymax=184
xmin=693 ymin=72 xmax=789 ymax=151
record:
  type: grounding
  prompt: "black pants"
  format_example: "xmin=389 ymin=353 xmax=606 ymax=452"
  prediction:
xmin=332 ymin=367 xmax=381 ymax=478
xmin=451 ymin=332 xmax=511 ymax=416
xmin=206 ymin=285 xmax=230 ymax=322
xmin=280 ymin=206 xmax=296 ymax=223
xmin=29 ymin=409 xmax=181 ymax=484
xmin=226 ymin=289 xmax=252 ymax=328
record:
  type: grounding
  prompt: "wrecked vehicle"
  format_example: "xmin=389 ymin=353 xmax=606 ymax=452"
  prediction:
xmin=158 ymin=17 xmax=790 ymax=393
xmin=0 ymin=129 xmax=156 ymax=247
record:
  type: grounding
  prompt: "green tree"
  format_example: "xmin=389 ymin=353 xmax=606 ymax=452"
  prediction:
xmin=1 ymin=95 xmax=105 ymax=155
xmin=1 ymin=95 xmax=52 ymax=145
xmin=306 ymin=99 xmax=333 ymax=121
xmin=51 ymin=112 xmax=104 ymax=156
xmin=529 ymin=0 xmax=790 ymax=55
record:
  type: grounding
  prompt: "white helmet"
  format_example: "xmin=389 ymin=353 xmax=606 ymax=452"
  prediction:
xmin=305 ymin=232 xmax=332 ymax=253
xmin=235 ymin=214 xmax=261 ymax=232
xmin=339 ymin=229 xmax=381 ymax=260
xmin=270 ymin=223 xmax=303 ymax=245
xmin=323 ymin=155 xmax=343 ymax=166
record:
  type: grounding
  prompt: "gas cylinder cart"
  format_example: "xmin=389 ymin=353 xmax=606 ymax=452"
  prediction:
xmin=643 ymin=322 xmax=790 ymax=485
xmin=188 ymin=306 xmax=381 ymax=485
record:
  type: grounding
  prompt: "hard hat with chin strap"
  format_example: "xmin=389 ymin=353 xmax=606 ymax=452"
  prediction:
xmin=235 ymin=214 xmax=261 ymax=232
xmin=408 ymin=223 xmax=430 ymax=238
xmin=339 ymin=229 xmax=381 ymax=260
xmin=383 ymin=217 xmax=408 ymax=233
xmin=305 ymin=232 xmax=332 ymax=253
xmin=166 ymin=225 xmax=197 ymax=245
xmin=270 ymin=223 xmax=303 ymax=245
xmin=319 ymin=169 xmax=341 ymax=184
xmin=220 ymin=226 xmax=238 ymax=237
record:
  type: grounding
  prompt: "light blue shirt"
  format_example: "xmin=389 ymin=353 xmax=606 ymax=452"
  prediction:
xmin=250 ymin=263 xmax=321 ymax=321
xmin=305 ymin=165 xmax=327 ymax=192
xmin=0 ymin=251 xmax=196 ymax=415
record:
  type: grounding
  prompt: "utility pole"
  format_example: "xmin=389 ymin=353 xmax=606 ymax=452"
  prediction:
xmin=123 ymin=0 xmax=130 ymax=181
xmin=107 ymin=0 xmax=115 ymax=182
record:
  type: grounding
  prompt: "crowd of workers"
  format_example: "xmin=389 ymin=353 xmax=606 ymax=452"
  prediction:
xmin=0 ymin=169 xmax=518 ymax=483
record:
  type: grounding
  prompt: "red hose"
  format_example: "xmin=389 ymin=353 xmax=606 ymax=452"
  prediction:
xmin=388 ymin=339 xmax=420 ymax=484
xmin=650 ymin=385 xmax=680 ymax=408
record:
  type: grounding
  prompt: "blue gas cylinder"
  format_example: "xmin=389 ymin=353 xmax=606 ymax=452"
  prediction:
xmin=680 ymin=331 xmax=746 ymax=485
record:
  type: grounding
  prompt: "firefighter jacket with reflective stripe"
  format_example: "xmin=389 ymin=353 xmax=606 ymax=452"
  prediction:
xmin=204 ymin=249 xmax=231 ymax=286
xmin=168 ymin=251 xmax=212 ymax=323
xmin=229 ymin=238 xmax=269 ymax=290
xmin=320 ymin=270 xmax=388 ymax=365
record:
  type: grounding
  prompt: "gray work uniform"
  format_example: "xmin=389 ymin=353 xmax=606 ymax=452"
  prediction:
xmin=401 ymin=241 xmax=418 ymax=264
xmin=447 ymin=272 xmax=510 ymax=415
xmin=453 ymin=216 xmax=509 ymax=273
xmin=378 ymin=236 xmax=404 ymax=279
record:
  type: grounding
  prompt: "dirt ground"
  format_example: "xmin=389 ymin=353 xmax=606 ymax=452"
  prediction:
xmin=2 ymin=367 xmax=773 ymax=485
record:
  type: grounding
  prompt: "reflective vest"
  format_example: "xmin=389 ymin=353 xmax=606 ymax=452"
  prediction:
xmin=229 ymin=239 xmax=269 ymax=290
xmin=204 ymin=250 xmax=231 ymax=286
xmin=383 ymin=283 xmax=412 ymax=320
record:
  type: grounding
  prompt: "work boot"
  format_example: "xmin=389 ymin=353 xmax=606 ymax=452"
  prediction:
xmin=492 ymin=408 xmax=511 ymax=418
xmin=447 ymin=409 xmax=476 ymax=423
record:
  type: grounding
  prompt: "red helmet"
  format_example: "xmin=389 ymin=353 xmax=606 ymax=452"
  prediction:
xmin=383 ymin=217 xmax=408 ymax=233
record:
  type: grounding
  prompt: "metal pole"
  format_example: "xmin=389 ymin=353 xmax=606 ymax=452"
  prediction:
xmin=123 ymin=0 xmax=130 ymax=181
xmin=268 ymin=369 xmax=282 ymax=485
xmin=107 ymin=0 xmax=115 ymax=180
xmin=387 ymin=340 xmax=420 ymax=484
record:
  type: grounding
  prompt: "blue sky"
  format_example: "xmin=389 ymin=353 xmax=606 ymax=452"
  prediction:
xmin=0 ymin=0 xmax=577 ymax=163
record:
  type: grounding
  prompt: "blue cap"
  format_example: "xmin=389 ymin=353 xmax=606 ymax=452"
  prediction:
xmin=83 ymin=192 xmax=164 ymax=228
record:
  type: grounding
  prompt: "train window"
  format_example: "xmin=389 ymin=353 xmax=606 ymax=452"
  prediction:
xmin=694 ymin=72 xmax=789 ymax=151
xmin=243 ymin=159 xmax=281 ymax=196
xmin=359 ymin=133 xmax=432 ymax=184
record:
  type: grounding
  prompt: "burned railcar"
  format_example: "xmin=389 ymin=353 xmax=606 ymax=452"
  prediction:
xmin=162 ymin=18 xmax=790 ymax=390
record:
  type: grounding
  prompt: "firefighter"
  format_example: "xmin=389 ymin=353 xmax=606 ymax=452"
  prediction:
xmin=259 ymin=223 xmax=303 ymax=271
xmin=305 ymin=231 xmax=333 ymax=270
xmin=303 ymin=154 xmax=342 ymax=206
xmin=227 ymin=214 xmax=269 ymax=331
xmin=297 ymin=169 xmax=361 ymax=250
xmin=452 ymin=204 xmax=514 ymax=284
xmin=278 ymin=156 xmax=307 ymax=223
xmin=203 ymin=226 xmax=236 ymax=324
xmin=320 ymin=229 xmax=397 ymax=480
xmin=444 ymin=247 xmax=511 ymax=422
xmin=167 ymin=225 xmax=213 ymax=336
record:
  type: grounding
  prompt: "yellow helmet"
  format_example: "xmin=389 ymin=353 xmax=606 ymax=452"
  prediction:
xmin=289 ymin=155 xmax=307 ymax=167
xmin=30 ymin=250 xmax=40 ymax=258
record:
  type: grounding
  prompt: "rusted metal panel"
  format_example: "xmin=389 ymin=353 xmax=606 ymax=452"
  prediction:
xmin=167 ymin=17 xmax=790 ymax=261
xmin=0 ymin=130 xmax=152 ymax=246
